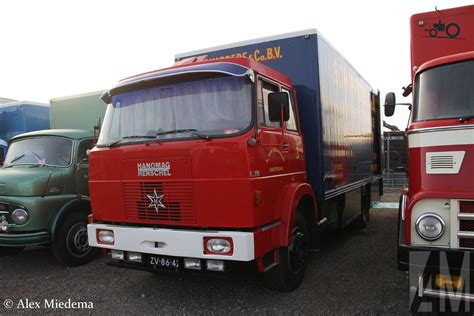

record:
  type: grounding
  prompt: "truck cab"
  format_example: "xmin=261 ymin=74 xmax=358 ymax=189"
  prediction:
xmin=385 ymin=4 xmax=474 ymax=311
xmin=88 ymin=59 xmax=312 ymax=289
xmin=0 ymin=129 xmax=97 ymax=266
xmin=87 ymin=30 xmax=381 ymax=291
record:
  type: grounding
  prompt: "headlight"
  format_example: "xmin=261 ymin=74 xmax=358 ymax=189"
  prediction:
xmin=1 ymin=219 xmax=8 ymax=231
xmin=416 ymin=213 xmax=445 ymax=241
xmin=97 ymin=229 xmax=115 ymax=245
xmin=12 ymin=209 xmax=28 ymax=225
xmin=204 ymin=237 xmax=233 ymax=255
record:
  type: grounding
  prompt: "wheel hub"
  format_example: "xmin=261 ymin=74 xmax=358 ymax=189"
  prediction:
xmin=289 ymin=228 xmax=307 ymax=273
xmin=66 ymin=223 xmax=91 ymax=257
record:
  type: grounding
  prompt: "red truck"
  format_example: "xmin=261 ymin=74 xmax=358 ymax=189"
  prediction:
xmin=385 ymin=5 xmax=474 ymax=311
xmin=87 ymin=30 xmax=383 ymax=291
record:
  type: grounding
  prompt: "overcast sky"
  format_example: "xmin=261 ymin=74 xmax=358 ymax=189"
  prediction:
xmin=0 ymin=0 xmax=472 ymax=129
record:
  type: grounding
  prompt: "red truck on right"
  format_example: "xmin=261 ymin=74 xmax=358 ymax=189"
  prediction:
xmin=385 ymin=4 xmax=474 ymax=312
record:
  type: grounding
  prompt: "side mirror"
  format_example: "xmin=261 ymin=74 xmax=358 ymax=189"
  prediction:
xmin=93 ymin=116 xmax=102 ymax=145
xmin=384 ymin=92 xmax=396 ymax=117
xmin=94 ymin=115 xmax=102 ymax=133
xmin=0 ymin=147 xmax=5 ymax=165
xmin=268 ymin=92 xmax=290 ymax=122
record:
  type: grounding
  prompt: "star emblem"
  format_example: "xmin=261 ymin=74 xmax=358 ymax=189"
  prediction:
xmin=146 ymin=189 xmax=166 ymax=214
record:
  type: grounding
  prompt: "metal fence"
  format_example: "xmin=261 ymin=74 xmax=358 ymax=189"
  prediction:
xmin=384 ymin=131 xmax=408 ymax=188
xmin=383 ymin=171 xmax=408 ymax=188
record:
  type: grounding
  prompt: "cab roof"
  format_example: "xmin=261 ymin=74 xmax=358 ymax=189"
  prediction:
xmin=11 ymin=129 xmax=93 ymax=142
xmin=102 ymin=58 xmax=293 ymax=103
xmin=416 ymin=51 xmax=474 ymax=75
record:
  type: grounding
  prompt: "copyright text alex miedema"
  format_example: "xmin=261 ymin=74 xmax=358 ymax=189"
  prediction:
xmin=3 ymin=298 xmax=94 ymax=310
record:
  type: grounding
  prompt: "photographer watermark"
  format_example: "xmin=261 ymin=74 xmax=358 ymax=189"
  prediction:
xmin=409 ymin=251 xmax=472 ymax=313
xmin=3 ymin=298 xmax=93 ymax=310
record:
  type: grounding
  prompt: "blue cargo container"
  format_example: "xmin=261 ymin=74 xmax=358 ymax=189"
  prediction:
xmin=0 ymin=101 xmax=50 ymax=162
xmin=176 ymin=30 xmax=383 ymax=205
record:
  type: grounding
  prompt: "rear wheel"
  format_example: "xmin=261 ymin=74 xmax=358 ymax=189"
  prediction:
xmin=357 ymin=186 xmax=370 ymax=228
xmin=264 ymin=212 xmax=309 ymax=291
xmin=52 ymin=212 xmax=98 ymax=267
xmin=446 ymin=23 xmax=460 ymax=38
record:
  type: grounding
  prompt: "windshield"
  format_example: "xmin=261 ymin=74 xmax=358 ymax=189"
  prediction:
xmin=97 ymin=76 xmax=252 ymax=146
xmin=4 ymin=137 xmax=73 ymax=167
xmin=414 ymin=60 xmax=474 ymax=121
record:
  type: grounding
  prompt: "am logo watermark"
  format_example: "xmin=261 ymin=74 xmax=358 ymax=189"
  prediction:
xmin=409 ymin=251 xmax=472 ymax=313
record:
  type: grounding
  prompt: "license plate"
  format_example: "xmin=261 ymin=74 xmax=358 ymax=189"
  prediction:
xmin=146 ymin=254 xmax=180 ymax=271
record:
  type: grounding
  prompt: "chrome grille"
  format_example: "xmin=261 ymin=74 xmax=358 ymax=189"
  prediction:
xmin=458 ymin=201 xmax=474 ymax=249
xmin=123 ymin=181 xmax=195 ymax=224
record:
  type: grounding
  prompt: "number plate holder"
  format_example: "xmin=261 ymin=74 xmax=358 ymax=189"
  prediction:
xmin=144 ymin=254 xmax=180 ymax=271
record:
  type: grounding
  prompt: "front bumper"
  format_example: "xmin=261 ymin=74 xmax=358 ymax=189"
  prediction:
xmin=402 ymin=245 xmax=474 ymax=304
xmin=415 ymin=274 xmax=474 ymax=302
xmin=87 ymin=223 xmax=256 ymax=261
xmin=400 ymin=244 xmax=474 ymax=273
xmin=0 ymin=231 xmax=50 ymax=246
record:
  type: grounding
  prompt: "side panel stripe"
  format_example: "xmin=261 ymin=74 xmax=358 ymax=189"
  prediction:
xmin=409 ymin=129 xmax=474 ymax=148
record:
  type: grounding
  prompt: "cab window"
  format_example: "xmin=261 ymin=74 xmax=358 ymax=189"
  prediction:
xmin=258 ymin=80 xmax=280 ymax=129
xmin=257 ymin=78 xmax=298 ymax=131
xmin=283 ymin=89 xmax=298 ymax=131
xmin=77 ymin=139 xmax=93 ymax=164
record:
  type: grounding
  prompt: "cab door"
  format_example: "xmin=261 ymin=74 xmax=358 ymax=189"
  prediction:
xmin=75 ymin=139 xmax=93 ymax=196
xmin=256 ymin=78 xmax=304 ymax=177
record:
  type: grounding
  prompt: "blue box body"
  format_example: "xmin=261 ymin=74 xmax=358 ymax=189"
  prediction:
xmin=0 ymin=102 xmax=50 ymax=149
xmin=177 ymin=31 xmax=382 ymax=200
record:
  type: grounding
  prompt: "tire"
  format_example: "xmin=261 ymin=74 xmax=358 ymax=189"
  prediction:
xmin=429 ymin=29 xmax=438 ymax=37
xmin=0 ymin=246 xmax=25 ymax=255
xmin=264 ymin=212 xmax=309 ymax=291
xmin=356 ymin=186 xmax=370 ymax=229
xmin=446 ymin=23 xmax=460 ymax=38
xmin=52 ymin=212 xmax=98 ymax=267
xmin=397 ymin=194 xmax=405 ymax=271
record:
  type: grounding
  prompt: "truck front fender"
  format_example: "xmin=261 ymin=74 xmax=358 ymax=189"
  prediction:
xmin=49 ymin=197 xmax=91 ymax=241
xmin=277 ymin=182 xmax=317 ymax=247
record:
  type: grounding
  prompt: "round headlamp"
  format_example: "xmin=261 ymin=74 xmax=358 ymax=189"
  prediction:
xmin=12 ymin=209 xmax=29 ymax=225
xmin=205 ymin=238 xmax=232 ymax=254
xmin=415 ymin=213 xmax=445 ymax=241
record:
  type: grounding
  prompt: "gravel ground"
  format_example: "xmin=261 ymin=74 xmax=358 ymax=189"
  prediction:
xmin=0 ymin=189 xmax=409 ymax=315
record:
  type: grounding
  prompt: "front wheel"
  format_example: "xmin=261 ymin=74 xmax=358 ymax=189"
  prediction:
xmin=429 ymin=28 xmax=438 ymax=37
xmin=52 ymin=212 xmax=98 ymax=267
xmin=264 ymin=212 xmax=309 ymax=291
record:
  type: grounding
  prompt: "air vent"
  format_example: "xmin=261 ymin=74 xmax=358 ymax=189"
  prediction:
xmin=430 ymin=155 xmax=454 ymax=169
xmin=426 ymin=151 xmax=465 ymax=174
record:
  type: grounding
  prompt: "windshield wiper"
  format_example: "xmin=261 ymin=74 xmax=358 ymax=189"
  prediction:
xmin=31 ymin=151 xmax=46 ymax=166
xmin=5 ymin=154 xmax=25 ymax=167
xmin=459 ymin=115 xmax=474 ymax=123
xmin=106 ymin=135 xmax=157 ymax=147
xmin=122 ymin=135 xmax=157 ymax=139
xmin=155 ymin=129 xmax=210 ymax=140
xmin=106 ymin=130 xmax=211 ymax=147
